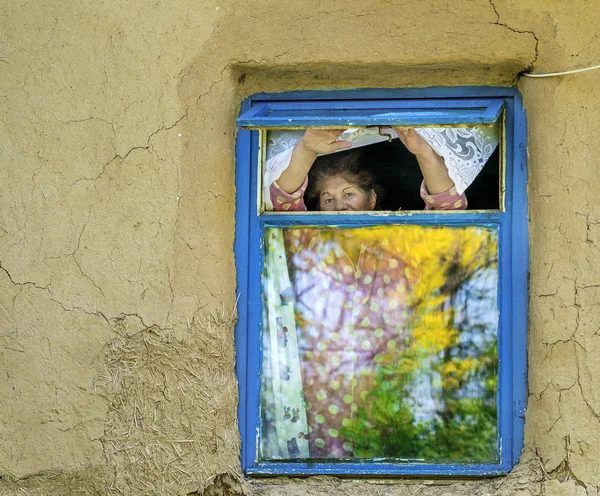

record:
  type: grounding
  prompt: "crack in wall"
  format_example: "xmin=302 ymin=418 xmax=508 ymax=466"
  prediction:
xmin=41 ymin=220 xmax=106 ymax=298
xmin=193 ymin=51 xmax=293 ymax=109
xmin=1 ymin=260 xmax=168 ymax=331
xmin=488 ymin=0 xmax=539 ymax=70
xmin=71 ymin=109 xmax=189 ymax=186
xmin=575 ymin=350 xmax=600 ymax=423
xmin=49 ymin=297 xmax=111 ymax=325
xmin=0 ymin=262 xmax=51 ymax=293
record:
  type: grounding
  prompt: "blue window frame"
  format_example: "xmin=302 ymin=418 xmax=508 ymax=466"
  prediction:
xmin=234 ymin=87 xmax=528 ymax=477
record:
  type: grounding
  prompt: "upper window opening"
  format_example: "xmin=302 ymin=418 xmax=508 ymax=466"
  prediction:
xmin=238 ymin=99 xmax=503 ymax=213
xmin=262 ymin=126 xmax=500 ymax=212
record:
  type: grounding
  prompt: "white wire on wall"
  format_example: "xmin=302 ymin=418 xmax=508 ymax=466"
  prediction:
xmin=523 ymin=63 xmax=600 ymax=78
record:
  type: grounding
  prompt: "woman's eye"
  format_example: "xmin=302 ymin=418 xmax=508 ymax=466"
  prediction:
xmin=345 ymin=192 xmax=355 ymax=197
xmin=324 ymin=198 xmax=334 ymax=204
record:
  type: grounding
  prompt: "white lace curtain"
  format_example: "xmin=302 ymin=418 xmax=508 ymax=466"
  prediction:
xmin=263 ymin=125 xmax=499 ymax=210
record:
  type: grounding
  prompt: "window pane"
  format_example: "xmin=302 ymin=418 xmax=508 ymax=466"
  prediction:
xmin=263 ymin=125 xmax=501 ymax=212
xmin=260 ymin=225 xmax=499 ymax=463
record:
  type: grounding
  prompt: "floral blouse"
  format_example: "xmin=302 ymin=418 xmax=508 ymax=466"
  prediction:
xmin=269 ymin=178 xmax=468 ymax=212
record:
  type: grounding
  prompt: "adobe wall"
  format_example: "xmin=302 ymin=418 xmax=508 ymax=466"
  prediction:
xmin=1 ymin=0 xmax=598 ymax=494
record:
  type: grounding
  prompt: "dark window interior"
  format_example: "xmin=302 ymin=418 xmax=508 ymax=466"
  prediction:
xmin=305 ymin=139 xmax=500 ymax=211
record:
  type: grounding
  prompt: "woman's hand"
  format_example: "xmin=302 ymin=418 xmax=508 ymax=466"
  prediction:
xmin=393 ymin=127 xmax=455 ymax=195
xmin=297 ymin=129 xmax=352 ymax=156
xmin=276 ymin=129 xmax=351 ymax=194
xmin=394 ymin=127 xmax=435 ymax=157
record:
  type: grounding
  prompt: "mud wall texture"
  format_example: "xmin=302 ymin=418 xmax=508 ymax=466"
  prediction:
xmin=1 ymin=0 xmax=599 ymax=494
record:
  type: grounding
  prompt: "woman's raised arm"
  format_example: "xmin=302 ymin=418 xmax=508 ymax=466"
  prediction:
xmin=276 ymin=129 xmax=352 ymax=194
xmin=394 ymin=127 xmax=455 ymax=195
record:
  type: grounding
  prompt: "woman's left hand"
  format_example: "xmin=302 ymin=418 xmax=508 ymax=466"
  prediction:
xmin=393 ymin=127 xmax=435 ymax=158
xmin=392 ymin=127 xmax=455 ymax=194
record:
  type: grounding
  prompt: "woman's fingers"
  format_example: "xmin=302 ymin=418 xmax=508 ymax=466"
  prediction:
xmin=302 ymin=128 xmax=352 ymax=154
xmin=393 ymin=127 xmax=413 ymax=138
xmin=393 ymin=127 xmax=411 ymax=148
xmin=318 ymin=137 xmax=351 ymax=154
xmin=330 ymin=139 xmax=352 ymax=151
xmin=392 ymin=127 xmax=434 ymax=156
xmin=306 ymin=128 xmax=346 ymax=139
xmin=323 ymin=129 xmax=351 ymax=146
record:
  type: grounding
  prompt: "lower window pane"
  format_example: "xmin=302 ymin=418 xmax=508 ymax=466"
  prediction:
xmin=260 ymin=225 xmax=499 ymax=463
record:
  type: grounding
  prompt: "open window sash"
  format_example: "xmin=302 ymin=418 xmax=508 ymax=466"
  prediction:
xmin=237 ymin=99 xmax=504 ymax=129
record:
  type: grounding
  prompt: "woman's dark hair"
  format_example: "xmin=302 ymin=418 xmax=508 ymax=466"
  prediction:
xmin=305 ymin=149 xmax=385 ymax=211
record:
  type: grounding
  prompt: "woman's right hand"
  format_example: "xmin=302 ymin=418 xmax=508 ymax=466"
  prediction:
xmin=277 ymin=129 xmax=352 ymax=195
xmin=297 ymin=129 xmax=352 ymax=156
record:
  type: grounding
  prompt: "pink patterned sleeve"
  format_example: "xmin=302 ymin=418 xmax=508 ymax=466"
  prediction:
xmin=270 ymin=177 xmax=308 ymax=211
xmin=420 ymin=181 xmax=468 ymax=211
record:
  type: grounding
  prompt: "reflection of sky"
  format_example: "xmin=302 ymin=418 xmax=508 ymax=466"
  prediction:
xmin=412 ymin=267 xmax=498 ymax=423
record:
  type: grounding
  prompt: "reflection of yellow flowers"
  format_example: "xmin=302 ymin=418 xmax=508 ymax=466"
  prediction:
xmin=397 ymin=358 xmax=418 ymax=375
xmin=412 ymin=320 xmax=459 ymax=353
xmin=347 ymin=225 xmax=497 ymax=343
xmin=486 ymin=375 xmax=498 ymax=391
xmin=343 ymin=225 xmax=498 ymax=382
xmin=440 ymin=358 xmax=480 ymax=390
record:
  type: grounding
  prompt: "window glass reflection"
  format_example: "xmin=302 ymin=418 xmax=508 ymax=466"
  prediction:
xmin=261 ymin=225 xmax=499 ymax=462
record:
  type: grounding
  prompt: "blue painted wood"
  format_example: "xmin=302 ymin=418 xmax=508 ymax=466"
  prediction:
xmin=234 ymin=87 xmax=529 ymax=476
xmin=497 ymin=100 xmax=514 ymax=472
xmin=244 ymin=130 xmax=264 ymax=472
xmin=234 ymin=98 xmax=253 ymax=472
xmin=482 ymin=99 xmax=505 ymax=123
xmin=248 ymin=462 xmax=507 ymax=477
xmin=252 ymin=99 xmax=497 ymax=110
xmin=237 ymin=102 xmax=270 ymax=121
xmin=510 ymin=93 xmax=529 ymax=467
xmin=260 ymin=212 xmax=504 ymax=228
xmin=237 ymin=99 xmax=504 ymax=128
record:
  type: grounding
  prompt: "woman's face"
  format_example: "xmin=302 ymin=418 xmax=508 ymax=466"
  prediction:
xmin=318 ymin=175 xmax=377 ymax=211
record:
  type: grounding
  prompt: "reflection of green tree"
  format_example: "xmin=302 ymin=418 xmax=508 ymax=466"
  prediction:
xmin=340 ymin=226 xmax=499 ymax=462
xmin=341 ymin=352 xmax=421 ymax=458
xmin=417 ymin=340 xmax=498 ymax=462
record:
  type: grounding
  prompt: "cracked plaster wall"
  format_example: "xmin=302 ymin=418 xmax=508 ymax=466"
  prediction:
xmin=1 ymin=0 xmax=599 ymax=494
